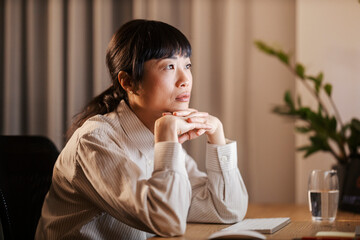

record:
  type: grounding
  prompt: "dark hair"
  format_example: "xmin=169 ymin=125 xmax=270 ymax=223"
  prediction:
xmin=66 ymin=19 xmax=192 ymax=140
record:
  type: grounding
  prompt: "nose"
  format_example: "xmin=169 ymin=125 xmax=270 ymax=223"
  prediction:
xmin=179 ymin=81 xmax=189 ymax=88
xmin=176 ymin=70 xmax=191 ymax=88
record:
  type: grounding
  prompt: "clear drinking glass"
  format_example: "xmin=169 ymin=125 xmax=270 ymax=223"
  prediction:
xmin=308 ymin=169 xmax=339 ymax=222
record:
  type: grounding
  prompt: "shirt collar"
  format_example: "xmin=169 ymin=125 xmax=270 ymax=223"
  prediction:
xmin=116 ymin=100 xmax=154 ymax=159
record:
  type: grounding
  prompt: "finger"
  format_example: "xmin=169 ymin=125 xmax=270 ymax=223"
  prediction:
xmin=196 ymin=129 xmax=206 ymax=136
xmin=178 ymin=129 xmax=203 ymax=143
xmin=178 ymin=133 xmax=190 ymax=144
xmin=162 ymin=112 xmax=172 ymax=116
xmin=191 ymin=122 xmax=212 ymax=130
xmin=185 ymin=111 xmax=209 ymax=118
xmin=176 ymin=112 xmax=209 ymax=121
xmin=187 ymin=130 xmax=201 ymax=139
xmin=173 ymin=109 xmax=198 ymax=117
xmin=178 ymin=123 xmax=211 ymax=135
xmin=178 ymin=130 xmax=197 ymax=143
xmin=187 ymin=116 xmax=208 ymax=124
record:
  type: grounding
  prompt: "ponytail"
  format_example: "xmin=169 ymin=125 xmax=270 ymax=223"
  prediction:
xmin=66 ymin=84 xmax=125 ymax=141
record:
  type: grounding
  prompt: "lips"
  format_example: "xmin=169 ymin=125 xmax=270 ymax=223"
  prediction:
xmin=175 ymin=92 xmax=191 ymax=102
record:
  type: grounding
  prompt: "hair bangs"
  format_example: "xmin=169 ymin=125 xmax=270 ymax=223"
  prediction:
xmin=142 ymin=21 xmax=192 ymax=61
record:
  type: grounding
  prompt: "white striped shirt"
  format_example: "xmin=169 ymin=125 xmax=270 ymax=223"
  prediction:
xmin=35 ymin=100 xmax=248 ymax=240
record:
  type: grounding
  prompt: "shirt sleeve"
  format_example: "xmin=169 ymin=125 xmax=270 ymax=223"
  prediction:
xmin=186 ymin=140 xmax=248 ymax=223
xmin=73 ymin=131 xmax=191 ymax=237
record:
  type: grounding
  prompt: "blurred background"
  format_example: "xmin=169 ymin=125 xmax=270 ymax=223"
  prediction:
xmin=1 ymin=0 xmax=360 ymax=204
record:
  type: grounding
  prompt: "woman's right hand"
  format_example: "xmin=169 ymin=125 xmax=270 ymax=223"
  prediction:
xmin=154 ymin=113 xmax=212 ymax=144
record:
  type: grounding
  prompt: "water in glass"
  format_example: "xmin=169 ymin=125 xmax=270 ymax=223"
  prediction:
xmin=308 ymin=170 xmax=339 ymax=222
xmin=308 ymin=190 xmax=339 ymax=222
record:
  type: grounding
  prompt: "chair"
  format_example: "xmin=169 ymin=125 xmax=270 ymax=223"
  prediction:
xmin=0 ymin=136 xmax=59 ymax=240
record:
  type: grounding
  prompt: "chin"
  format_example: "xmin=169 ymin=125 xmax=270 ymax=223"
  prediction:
xmin=168 ymin=103 xmax=190 ymax=112
xmin=176 ymin=102 xmax=190 ymax=109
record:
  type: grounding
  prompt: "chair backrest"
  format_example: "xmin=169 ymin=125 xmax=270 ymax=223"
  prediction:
xmin=0 ymin=136 xmax=59 ymax=240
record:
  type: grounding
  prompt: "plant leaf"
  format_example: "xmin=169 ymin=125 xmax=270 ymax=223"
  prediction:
xmin=254 ymin=41 xmax=290 ymax=65
xmin=254 ymin=41 xmax=275 ymax=55
xmin=317 ymin=72 xmax=324 ymax=84
xmin=284 ymin=91 xmax=295 ymax=110
xmin=297 ymin=145 xmax=321 ymax=158
xmin=295 ymin=63 xmax=305 ymax=79
xmin=297 ymin=96 xmax=302 ymax=107
xmin=297 ymin=145 xmax=310 ymax=151
xmin=317 ymin=105 xmax=323 ymax=116
xmin=330 ymin=116 xmax=337 ymax=132
xmin=348 ymin=118 xmax=360 ymax=155
xmin=273 ymin=105 xmax=291 ymax=115
xmin=310 ymin=135 xmax=331 ymax=151
xmin=295 ymin=127 xmax=311 ymax=133
xmin=276 ymin=51 xmax=289 ymax=65
xmin=324 ymin=83 xmax=332 ymax=97
xmin=307 ymin=73 xmax=323 ymax=95
xmin=351 ymin=118 xmax=360 ymax=131
xmin=297 ymin=107 xmax=312 ymax=120
xmin=304 ymin=147 xmax=321 ymax=158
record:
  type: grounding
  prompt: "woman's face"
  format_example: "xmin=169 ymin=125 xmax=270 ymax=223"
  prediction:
xmin=130 ymin=55 xmax=192 ymax=115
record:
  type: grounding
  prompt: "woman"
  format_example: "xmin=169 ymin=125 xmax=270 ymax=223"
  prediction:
xmin=36 ymin=19 xmax=248 ymax=240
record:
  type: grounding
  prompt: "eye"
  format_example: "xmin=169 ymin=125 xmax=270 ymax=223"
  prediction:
xmin=185 ymin=63 xmax=192 ymax=70
xmin=165 ymin=64 xmax=175 ymax=70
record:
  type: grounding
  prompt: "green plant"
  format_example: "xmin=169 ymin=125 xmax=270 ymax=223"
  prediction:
xmin=254 ymin=41 xmax=360 ymax=165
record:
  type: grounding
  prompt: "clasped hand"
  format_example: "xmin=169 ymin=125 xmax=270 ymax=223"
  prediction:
xmin=154 ymin=109 xmax=226 ymax=145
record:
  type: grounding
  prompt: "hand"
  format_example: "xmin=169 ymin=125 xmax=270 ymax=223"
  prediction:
xmin=169 ymin=109 xmax=226 ymax=145
xmin=154 ymin=112 xmax=213 ymax=144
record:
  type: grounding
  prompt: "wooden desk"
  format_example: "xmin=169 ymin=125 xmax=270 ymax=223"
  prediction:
xmin=149 ymin=204 xmax=360 ymax=240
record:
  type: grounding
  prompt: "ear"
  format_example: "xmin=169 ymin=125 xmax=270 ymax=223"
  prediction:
xmin=118 ymin=71 xmax=133 ymax=93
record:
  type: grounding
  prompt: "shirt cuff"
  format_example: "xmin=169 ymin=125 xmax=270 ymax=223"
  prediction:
xmin=154 ymin=141 xmax=187 ymax=176
xmin=206 ymin=139 xmax=238 ymax=172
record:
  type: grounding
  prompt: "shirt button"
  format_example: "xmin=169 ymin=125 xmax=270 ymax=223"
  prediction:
xmin=220 ymin=156 xmax=228 ymax=163
xmin=147 ymin=159 xmax=153 ymax=166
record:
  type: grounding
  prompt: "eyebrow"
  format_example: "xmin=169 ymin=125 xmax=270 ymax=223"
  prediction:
xmin=161 ymin=56 xmax=178 ymax=60
xmin=155 ymin=55 xmax=190 ymax=64
xmin=155 ymin=56 xmax=177 ymax=64
xmin=161 ymin=55 xmax=191 ymax=60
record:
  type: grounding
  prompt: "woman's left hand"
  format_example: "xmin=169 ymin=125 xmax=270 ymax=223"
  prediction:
xmin=165 ymin=109 xmax=226 ymax=145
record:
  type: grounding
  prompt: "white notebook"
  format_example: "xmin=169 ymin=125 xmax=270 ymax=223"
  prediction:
xmin=219 ymin=217 xmax=291 ymax=234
